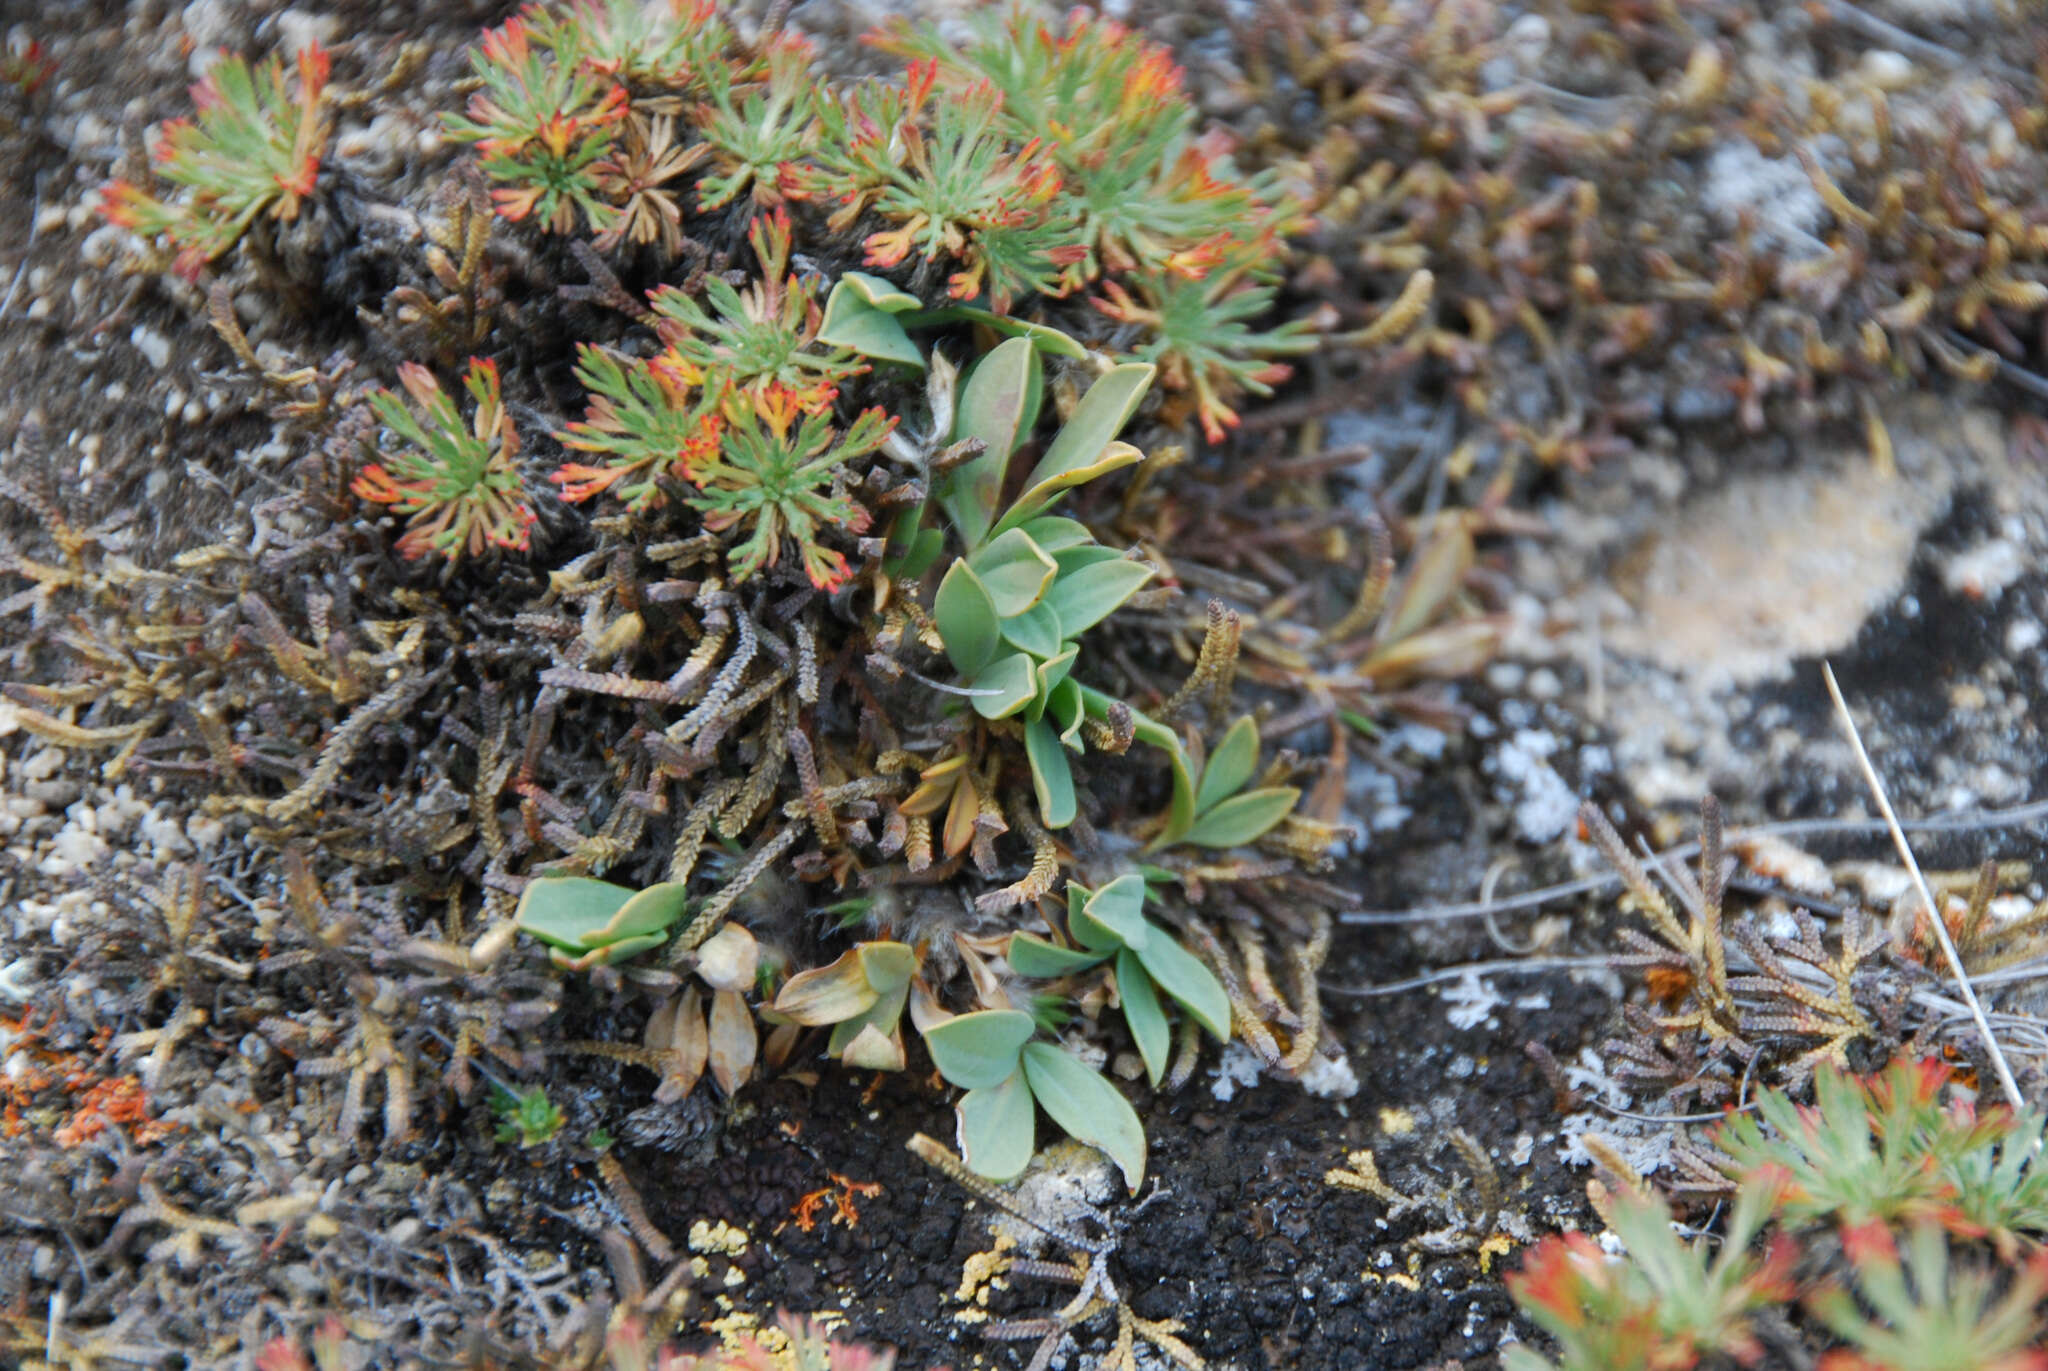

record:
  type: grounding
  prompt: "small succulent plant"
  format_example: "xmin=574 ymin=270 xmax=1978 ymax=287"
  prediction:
xmin=99 ymin=43 xmax=332 ymax=278
xmin=1506 ymin=1178 xmax=1796 ymax=1371
xmin=690 ymin=385 xmax=891 ymax=591
xmin=513 ymin=874 xmax=692 ymax=970
xmin=921 ymin=1005 xmax=1146 ymax=1190
xmin=646 ymin=209 xmax=863 ymax=412
xmin=441 ymin=14 xmax=629 ymax=234
xmin=353 ymin=358 xmax=536 ymax=564
xmin=1512 ymin=1059 xmax=2048 ymax=1371
xmin=553 ymin=342 xmax=726 ymax=511
xmin=1007 ymin=873 xmax=1231 ymax=1087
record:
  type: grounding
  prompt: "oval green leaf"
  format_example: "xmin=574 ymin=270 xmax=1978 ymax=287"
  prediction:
xmin=993 ymin=362 xmax=1154 ymax=535
xmin=1018 ymin=516 xmax=1092 ymax=552
xmin=941 ymin=336 xmax=1038 ymax=548
xmin=1052 ymin=545 xmax=1122 ymax=576
xmin=969 ymin=652 xmax=1038 ymax=720
xmin=550 ymin=930 xmax=670 ymax=970
xmin=968 ymin=527 xmax=1058 ymax=618
xmin=1021 ymin=1043 xmax=1147 ymax=1191
xmin=1195 ymin=715 xmax=1261 ymax=815
xmin=934 ymin=561 xmax=1000 ymax=678
xmin=1024 ymin=715 xmax=1077 ymax=829
xmin=817 ymin=279 xmax=924 ymax=369
xmin=1131 ymin=930 xmax=1233 ymax=1041
xmin=1000 ymin=600 xmax=1064 ymax=659
xmin=1117 ymin=947 xmax=1171 ymax=1088
xmin=922 ymin=1008 xmax=1035 ymax=1089
xmin=856 ymin=941 xmax=918 ymax=995
xmin=1178 ymin=786 xmax=1301 ymax=850
xmin=515 ymin=875 xmax=636 ymax=951
xmin=957 ymin=1070 xmax=1036 ymax=1182
xmin=1044 ymin=557 xmax=1154 ymax=638
xmin=841 ymin=271 xmax=922 ymax=312
xmin=1048 ymin=676 xmax=1085 ymax=748
xmin=946 ymin=306 xmax=1087 ymax=359
xmin=1007 ymin=931 xmax=1108 ymax=978
xmin=607 ymin=882 xmax=693 ymax=942
xmin=1030 ymin=646 xmax=1078 ymax=723
xmin=1080 ymin=874 xmax=1150 ymax=951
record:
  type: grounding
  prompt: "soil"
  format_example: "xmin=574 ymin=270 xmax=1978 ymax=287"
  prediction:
xmin=5 ymin=2 xmax=2048 ymax=1369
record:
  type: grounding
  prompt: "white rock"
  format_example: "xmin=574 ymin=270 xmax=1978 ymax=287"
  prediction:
xmin=274 ymin=9 xmax=338 ymax=52
xmin=1859 ymin=50 xmax=1913 ymax=90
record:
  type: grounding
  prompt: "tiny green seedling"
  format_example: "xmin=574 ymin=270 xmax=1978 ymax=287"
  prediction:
xmin=491 ymin=1084 xmax=566 ymax=1148
xmin=513 ymin=875 xmax=692 ymax=969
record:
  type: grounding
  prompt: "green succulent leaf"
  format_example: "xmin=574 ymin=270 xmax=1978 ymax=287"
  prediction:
xmin=942 ymin=336 xmax=1038 ymax=548
xmin=516 ymin=877 xmax=689 ymax=953
xmin=934 ymin=560 xmax=1000 ymax=677
xmin=1131 ymin=929 xmax=1233 ymax=1041
xmin=817 ymin=278 xmax=924 ymax=369
xmin=923 ymin=1008 xmax=1035 ymax=1089
xmin=1048 ymin=676 xmax=1085 ymax=748
xmin=1080 ymin=874 xmax=1151 ymax=951
xmin=856 ymin=942 xmax=918 ymax=995
xmin=969 ymin=651 xmax=1038 ymax=720
xmin=1178 ymin=786 xmax=1301 ymax=850
xmin=1117 ymin=947 xmax=1171 ymax=1088
xmin=840 ymin=271 xmax=922 ymax=312
xmin=1007 ymin=931 xmax=1108 ymax=978
xmin=993 ymin=362 xmax=1154 ymax=535
xmin=1196 ymin=716 xmax=1261 ymax=815
xmin=904 ymin=305 xmax=1087 ymax=359
xmin=514 ymin=876 xmax=633 ymax=952
xmin=1024 ymin=714 xmax=1077 ymax=828
xmin=1044 ymin=556 xmax=1154 ymax=637
xmin=550 ymin=930 xmax=671 ymax=970
xmin=1017 ymin=515 xmax=1093 ymax=552
xmin=1051 ymin=544 xmax=1123 ymax=575
xmin=956 ymin=1069 xmax=1036 ymax=1182
xmin=1031 ymin=645 xmax=1079 ymax=722
xmin=968 ymin=528 xmax=1058 ymax=617
xmin=1021 ymin=1042 xmax=1147 ymax=1191
xmin=1000 ymin=600 xmax=1064 ymax=659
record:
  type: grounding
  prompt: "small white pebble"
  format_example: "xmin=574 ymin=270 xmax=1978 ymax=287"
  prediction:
xmin=130 ymin=324 xmax=172 ymax=370
xmin=1860 ymin=49 xmax=1913 ymax=90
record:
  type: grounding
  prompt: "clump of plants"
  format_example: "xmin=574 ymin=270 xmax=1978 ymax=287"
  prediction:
xmin=1510 ymin=1058 xmax=2048 ymax=1371
xmin=57 ymin=1 xmax=1501 ymax=1220
xmin=24 ymin=4 xmax=1521 ymax=1363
